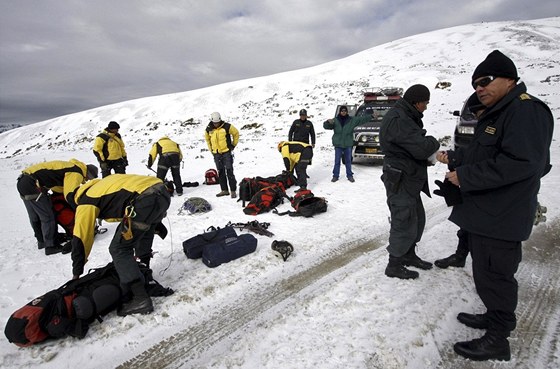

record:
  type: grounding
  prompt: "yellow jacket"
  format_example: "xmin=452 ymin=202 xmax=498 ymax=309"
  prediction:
xmin=279 ymin=141 xmax=313 ymax=171
xmin=204 ymin=122 xmax=239 ymax=154
xmin=22 ymin=158 xmax=90 ymax=208
xmin=148 ymin=136 xmax=183 ymax=167
xmin=93 ymin=129 xmax=127 ymax=162
xmin=71 ymin=174 xmax=163 ymax=276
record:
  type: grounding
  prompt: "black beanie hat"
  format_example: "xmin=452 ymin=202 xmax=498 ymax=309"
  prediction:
xmin=472 ymin=50 xmax=518 ymax=82
xmin=466 ymin=93 xmax=485 ymax=113
xmin=107 ymin=121 xmax=120 ymax=130
xmin=403 ymin=84 xmax=430 ymax=104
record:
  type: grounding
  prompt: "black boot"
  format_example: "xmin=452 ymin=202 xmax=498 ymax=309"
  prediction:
xmin=435 ymin=252 xmax=467 ymax=268
xmin=454 ymin=332 xmax=511 ymax=361
xmin=401 ymin=247 xmax=433 ymax=270
xmin=385 ymin=255 xmax=419 ymax=279
xmin=457 ymin=312 xmax=489 ymax=329
xmin=118 ymin=280 xmax=153 ymax=316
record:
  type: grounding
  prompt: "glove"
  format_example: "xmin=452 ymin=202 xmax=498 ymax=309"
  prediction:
xmin=99 ymin=162 xmax=108 ymax=171
xmin=123 ymin=157 xmax=129 ymax=166
xmin=433 ymin=179 xmax=462 ymax=206
xmin=155 ymin=221 xmax=168 ymax=240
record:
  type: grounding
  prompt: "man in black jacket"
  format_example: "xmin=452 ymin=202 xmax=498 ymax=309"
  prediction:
xmin=288 ymin=109 xmax=316 ymax=147
xmin=438 ymin=50 xmax=553 ymax=361
xmin=379 ymin=84 xmax=440 ymax=280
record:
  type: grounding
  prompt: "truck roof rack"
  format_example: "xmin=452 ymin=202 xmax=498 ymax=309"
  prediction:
xmin=362 ymin=87 xmax=403 ymax=102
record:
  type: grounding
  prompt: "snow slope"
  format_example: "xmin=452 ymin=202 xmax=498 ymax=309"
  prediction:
xmin=0 ymin=17 xmax=559 ymax=369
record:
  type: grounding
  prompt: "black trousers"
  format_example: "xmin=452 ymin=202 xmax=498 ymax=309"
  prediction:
xmin=108 ymin=184 xmax=171 ymax=285
xmin=385 ymin=188 xmax=425 ymax=257
xmin=469 ymin=232 xmax=522 ymax=336
xmin=156 ymin=153 xmax=183 ymax=194
xmin=213 ymin=151 xmax=237 ymax=192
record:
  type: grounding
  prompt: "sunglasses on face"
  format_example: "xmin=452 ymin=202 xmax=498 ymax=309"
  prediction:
xmin=472 ymin=76 xmax=496 ymax=89
xmin=340 ymin=110 xmax=348 ymax=113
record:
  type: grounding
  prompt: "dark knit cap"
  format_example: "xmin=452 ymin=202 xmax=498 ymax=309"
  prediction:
xmin=403 ymin=84 xmax=430 ymax=104
xmin=472 ymin=50 xmax=518 ymax=82
xmin=466 ymin=93 xmax=485 ymax=113
xmin=107 ymin=121 xmax=120 ymax=130
xmin=299 ymin=109 xmax=307 ymax=116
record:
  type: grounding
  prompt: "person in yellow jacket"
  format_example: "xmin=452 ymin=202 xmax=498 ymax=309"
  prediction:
xmin=278 ymin=141 xmax=313 ymax=191
xmin=204 ymin=112 xmax=239 ymax=198
xmin=147 ymin=136 xmax=184 ymax=196
xmin=93 ymin=121 xmax=128 ymax=178
xmin=16 ymin=159 xmax=98 ymax=255
xmin=71 ymin=174 xmax=171 ymax=316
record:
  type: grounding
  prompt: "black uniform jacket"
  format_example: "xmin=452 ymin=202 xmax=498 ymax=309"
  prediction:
xmin=449 ymin=83 xmax=553 ymax=241
xmin=379 ymin=99 xmax=440 ymax=197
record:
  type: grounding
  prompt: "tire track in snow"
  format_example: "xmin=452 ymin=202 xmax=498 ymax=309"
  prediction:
xmin=116 ymin=203 xmax=451 ymax=369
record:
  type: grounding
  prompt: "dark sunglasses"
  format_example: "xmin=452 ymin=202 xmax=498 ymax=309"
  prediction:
xmin=340 ymin=109 xmax=348 ymax=113
xmin=472 ymin=76 xmax=496 ymax=89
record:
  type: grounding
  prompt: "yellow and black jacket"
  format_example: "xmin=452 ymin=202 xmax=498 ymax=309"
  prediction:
xmin=279 ymin=141 xmax=313 ymax=172
xmin=21 ymin=159 xmax=90 ymax=208
xmin=147 ymin=136 xmax=183 ymax=167
xmin=204 ymin=122 xmax=239 ymax=154
xmin=71 ymin=174 xmax=163 ymax=276
xmin=93 ymin=129 xmax=127 ymax=162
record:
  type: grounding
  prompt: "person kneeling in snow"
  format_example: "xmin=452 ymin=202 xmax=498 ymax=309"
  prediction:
xmin=70 ymin=174 xmax=171 ymax=316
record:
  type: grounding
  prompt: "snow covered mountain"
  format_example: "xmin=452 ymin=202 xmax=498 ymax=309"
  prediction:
xmin=1 ymin=17 xmax=559 ymax=369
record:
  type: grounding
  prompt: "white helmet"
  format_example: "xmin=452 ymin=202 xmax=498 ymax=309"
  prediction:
xmin=210 ymin=112 xmax=221 ymax=123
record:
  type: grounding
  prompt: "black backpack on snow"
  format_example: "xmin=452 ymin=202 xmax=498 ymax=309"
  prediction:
xmin=275 ymin=189 xmax=328 ymax=217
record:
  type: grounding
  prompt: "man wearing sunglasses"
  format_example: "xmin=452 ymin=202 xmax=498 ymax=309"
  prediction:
xmin=437 ymin=50 xmax=553 ymax=361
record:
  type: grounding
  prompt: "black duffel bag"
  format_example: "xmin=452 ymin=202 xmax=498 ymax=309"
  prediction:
xmin=182 ymin=226 xmax=237 ymax=259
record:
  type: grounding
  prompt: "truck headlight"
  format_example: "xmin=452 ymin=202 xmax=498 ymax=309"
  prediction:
xmin=360 ymin=136 xmax=368 ymax=143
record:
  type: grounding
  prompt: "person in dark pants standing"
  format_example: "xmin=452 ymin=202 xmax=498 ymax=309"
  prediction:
xmin=70 ymin=174 xmax=171 ymax=316
xmin=434 ymin=92 xmax=486 ymax=269
xmin=379 ymin=84 xmax=440 ymax=280
xmin=288 ymin=109 xmax=316 ymax=147
xmin=93 ymin=121 xmax=128 ymax=178
xmin=277 ymin=141 xmax=313 ymax=191
xmin=204 ymin=112 xmax=239 ymax=198
xmin=437 ymin=50 xmax=553 ymax=361
xmin=147 ymin=136 xmax=184 ymax=196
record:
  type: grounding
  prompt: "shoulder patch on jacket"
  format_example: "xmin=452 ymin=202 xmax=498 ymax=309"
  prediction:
xmin=519 ymin=93 xmax=531 ymax=101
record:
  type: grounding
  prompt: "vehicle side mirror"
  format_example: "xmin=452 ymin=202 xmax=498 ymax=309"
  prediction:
xmin=452 ymin=110 xmax=460 ymax=117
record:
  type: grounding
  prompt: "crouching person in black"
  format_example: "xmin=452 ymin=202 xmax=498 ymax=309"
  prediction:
xmin=71 ymin=174 xmax=171 ymax=316
xmin=277 ymin=141 xmax=313 ymax=191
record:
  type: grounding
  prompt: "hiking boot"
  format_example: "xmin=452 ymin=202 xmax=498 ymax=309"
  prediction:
xmin=454 ymin=333 xmax=511 ymax=361
xmin=177 ymin=192 xmax=184 ymax=197
xmin=331 ymin=177 xmax=338 ymax=182
xmin=385 ymin=255 xmax=419 ymax=279
xmin=435 ymin=253 xmax=467 ymax=268
xmin=216 ymin=190 xmax=230 ymax=197
xmin=457 ymin=312 xmax=489 ymax=329
xmin=230 ymin=191 xmax=237 ymax=199
xmin=402 ymin=247 xmax=433 ymax=270
xmin=45 ymin=245 xmax=63 ymax=255
xmin=348 ymin=177 xmax=355 ymax=183
xmin=117 ymin=296 xmax=154 ymax=316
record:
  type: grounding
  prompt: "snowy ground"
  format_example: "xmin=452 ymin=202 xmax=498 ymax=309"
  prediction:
xmin=0 ymin=17 xmax=559 ymax=369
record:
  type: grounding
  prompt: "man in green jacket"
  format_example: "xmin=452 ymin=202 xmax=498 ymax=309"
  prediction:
xmin=323 ymin=106 xmax=370 ymax=182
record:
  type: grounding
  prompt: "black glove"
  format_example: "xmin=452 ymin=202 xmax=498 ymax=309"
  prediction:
xmin=433 ymin=179 xmax=462 ymax=206
xmin=155 ymin=222 xmax=168 ymax=240
xmin=123 ymin=157 xmax=129 ymax=166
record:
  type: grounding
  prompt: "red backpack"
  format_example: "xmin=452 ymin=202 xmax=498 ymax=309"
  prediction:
xmin=204 ymin=169 xmax=218 ymax=185
xmin=243 ymin=184 xmax=287 ymax=215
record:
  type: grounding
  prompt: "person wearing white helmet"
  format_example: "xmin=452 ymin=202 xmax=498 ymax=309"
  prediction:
xmin=204 ymin=112 xmax=240 ymax=198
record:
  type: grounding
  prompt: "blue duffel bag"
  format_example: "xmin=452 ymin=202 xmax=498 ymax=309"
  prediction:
xmin=202 ymin=234 xmax=258 ymax=268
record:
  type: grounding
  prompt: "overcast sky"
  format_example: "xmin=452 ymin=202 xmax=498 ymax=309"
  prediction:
xmin=1 ymin=0 xmax=558 ymax=125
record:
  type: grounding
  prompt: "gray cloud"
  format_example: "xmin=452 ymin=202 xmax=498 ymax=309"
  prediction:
xmin=1 ymin=0 xmax=558 ymax=125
